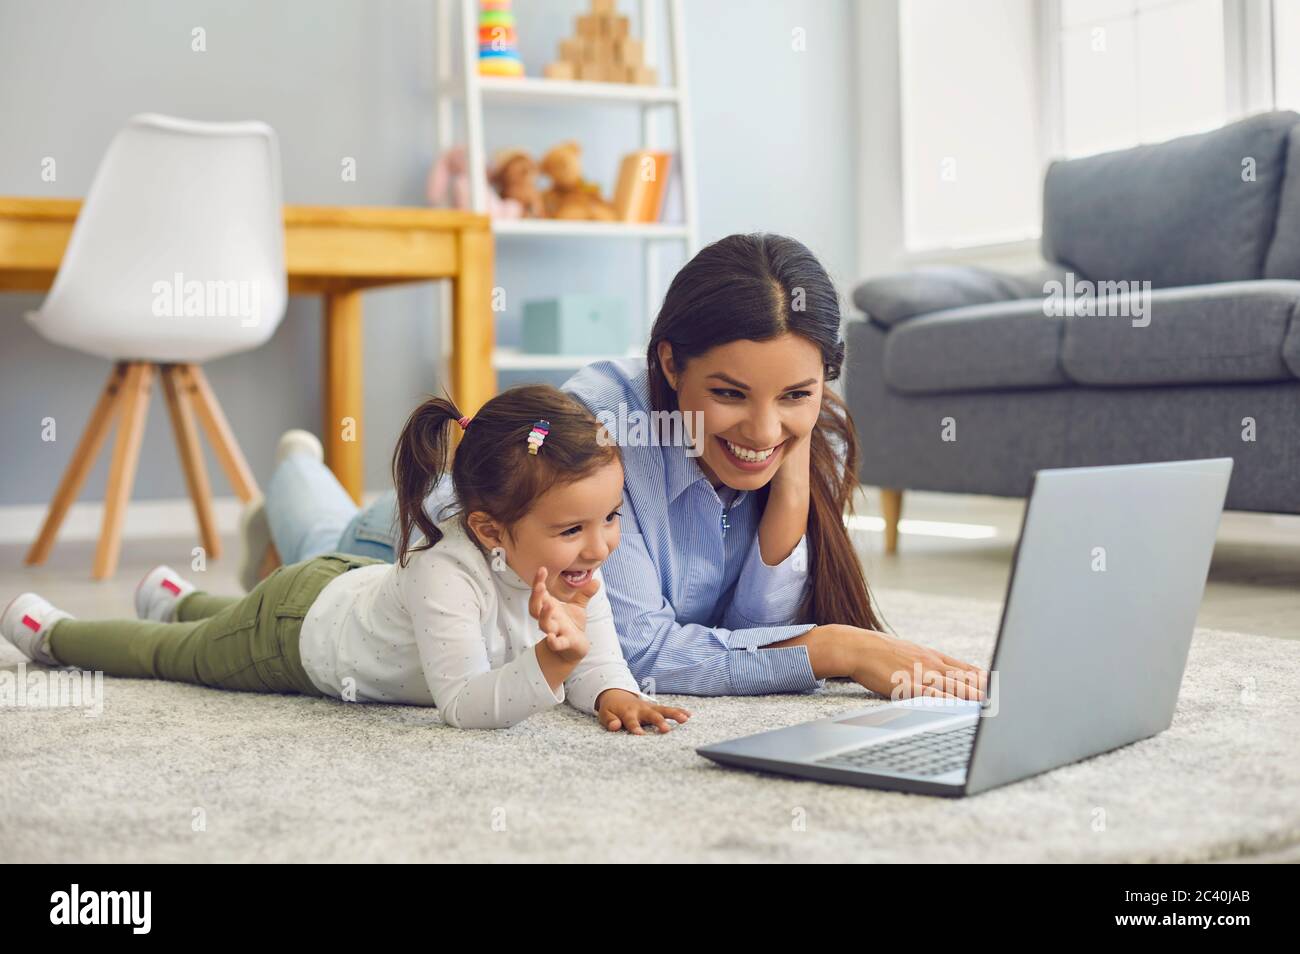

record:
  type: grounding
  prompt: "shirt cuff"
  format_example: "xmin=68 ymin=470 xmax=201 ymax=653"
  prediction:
xmin=576 ymin=669 xmax=644 ymax=713
xmin=725 ymin=622 xmax=816 ymax=652
xmin=523 ymin=641 xmax=566 ymax=707
xmin=727 ymin=533 xmax=811 ymax=626
xmin=725 ymin=640 xmax=824 ymax=695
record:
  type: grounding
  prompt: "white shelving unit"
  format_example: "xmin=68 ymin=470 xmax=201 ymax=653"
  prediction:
xmin=434 ymin=0 xmax=699 ymax=375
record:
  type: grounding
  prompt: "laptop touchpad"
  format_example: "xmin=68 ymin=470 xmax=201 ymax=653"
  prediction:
xmin=835 ymin=708 xmax=947 ymax=730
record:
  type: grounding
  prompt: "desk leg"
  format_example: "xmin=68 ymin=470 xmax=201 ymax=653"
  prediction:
xmin=324 ymin=289 xmax=364 ymax=503
xmin=451 ymin=228 xmax=496 ymax=414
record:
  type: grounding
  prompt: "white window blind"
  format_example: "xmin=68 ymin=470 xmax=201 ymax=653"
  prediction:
xmin=898 ymin=0 xmax=1042 ymax=251
xmin=1058 ymin=0 xmax=1227 ymax=157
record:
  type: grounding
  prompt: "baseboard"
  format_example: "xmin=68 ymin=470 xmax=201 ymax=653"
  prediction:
xmin=0 ymin=497 xmax=246 ymax=545
xmin=0 ymin=491 xmax=386 ymax=546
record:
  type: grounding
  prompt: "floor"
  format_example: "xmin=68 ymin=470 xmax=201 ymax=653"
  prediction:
xmin=4 ymin=487 xmax=1297 ymax=642
xmin=3 ymin=488 xmax=1297 ymax=863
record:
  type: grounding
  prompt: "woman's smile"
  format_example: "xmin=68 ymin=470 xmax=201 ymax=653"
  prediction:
xmin=716 ymin=435 xmax=786 ymax=472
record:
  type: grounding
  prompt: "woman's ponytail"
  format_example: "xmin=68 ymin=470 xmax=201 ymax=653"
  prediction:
xmin=391 ymin=396 xmax=461 ymax=566
xmin=802 ymin=388 xmax=885 ymax=633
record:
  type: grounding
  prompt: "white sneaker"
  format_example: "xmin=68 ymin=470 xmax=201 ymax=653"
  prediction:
xmin=276 ymin=429 xmax=324 ymax=465
xmin=1 ymin=593 xmax=71 ymax=665
xmin=237 ymin=496 xmax=272 ymax=593
xmin=134 ymin=565 xmax=197 ymax=622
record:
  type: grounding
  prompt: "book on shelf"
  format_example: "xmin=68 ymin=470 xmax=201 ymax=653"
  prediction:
xmin=612 ymin=151 xmax=672 ymax=223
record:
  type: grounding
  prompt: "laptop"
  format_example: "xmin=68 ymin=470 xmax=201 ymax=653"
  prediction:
xmin=696 ymin=458 xmax=1233 ymax=797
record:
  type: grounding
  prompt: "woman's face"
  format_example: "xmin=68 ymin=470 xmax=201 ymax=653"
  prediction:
xmin=658 ymin=333 xmax=825 ymax=491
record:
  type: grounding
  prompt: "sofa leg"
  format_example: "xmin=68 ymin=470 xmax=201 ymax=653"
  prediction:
xmin=881 ymin=488 xmax=903 ymax=555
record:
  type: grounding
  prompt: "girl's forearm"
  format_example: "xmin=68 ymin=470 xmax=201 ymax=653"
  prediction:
xmin=534 ymin=639 xmax=580 ymax=691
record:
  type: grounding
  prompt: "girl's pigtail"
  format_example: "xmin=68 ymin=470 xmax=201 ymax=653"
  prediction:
xmin=391 ymin=395 xmax=462 ymax=566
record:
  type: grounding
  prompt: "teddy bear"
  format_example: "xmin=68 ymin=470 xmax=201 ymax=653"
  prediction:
xmin=427 ymin=145 xmax=528 ymax=218
xmin=539 ymin=141 xmax=616 ymax=221
xmin=487 ymin=147 xmax=545 ymax=218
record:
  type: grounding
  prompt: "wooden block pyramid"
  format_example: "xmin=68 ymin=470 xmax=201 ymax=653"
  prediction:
xmin=544 ymin=0 xmax=658 ymax=85
xmin=478 ymin=0 xmax=524 ymax=77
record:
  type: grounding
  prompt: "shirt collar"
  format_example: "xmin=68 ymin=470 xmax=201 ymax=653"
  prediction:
xmin=493 ymin=557 xmax=534 ymax=592
xmin=665 ymin=442 xmax=708 ymax=504
xmin=664 ymin=443 xmax=748 ymax=509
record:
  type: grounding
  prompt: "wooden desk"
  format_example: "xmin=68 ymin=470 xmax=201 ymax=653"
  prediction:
xmin=0 ymin=198 xmax=496 ymax=502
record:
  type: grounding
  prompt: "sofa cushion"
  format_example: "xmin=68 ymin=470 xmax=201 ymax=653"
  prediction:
xmin=1042 ymin=111 xmax=1299 ymax=289
xmin=1265 ymin=125 xmax=1300 ymax=279
xmin=1286 ymin=304 xmax=1300 ymax=378
xmin=853 ymin=264 xmax=1070 ymax=327
xmin=883 ymin=300 xmax=1068 ymax=394
xmin=1060 ymin=281 xmax=1300 ymax=386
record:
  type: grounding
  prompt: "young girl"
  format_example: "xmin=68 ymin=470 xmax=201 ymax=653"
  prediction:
xmin=1 ymin=385 xmax=691 ymax=734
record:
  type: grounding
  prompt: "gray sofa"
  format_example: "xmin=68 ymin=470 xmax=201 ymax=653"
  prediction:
xmin=845 ymin=110 xmax=1300 ymax=551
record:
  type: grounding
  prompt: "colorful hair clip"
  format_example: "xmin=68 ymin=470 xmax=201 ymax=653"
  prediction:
xmin=456 ymin=415 xmax=471 ymax=430
xmin=527 ymin=419 xmax=550 ymax=455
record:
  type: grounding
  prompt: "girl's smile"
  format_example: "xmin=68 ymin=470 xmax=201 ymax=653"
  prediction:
xmin=558 ymin=566 xmax=596 ymax=588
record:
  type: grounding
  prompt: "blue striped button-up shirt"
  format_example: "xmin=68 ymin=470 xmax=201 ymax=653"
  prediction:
xmin=563 ymin=358 xmax=822 ymax=696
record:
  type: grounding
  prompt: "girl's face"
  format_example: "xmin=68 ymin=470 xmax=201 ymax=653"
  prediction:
xmin=658 ymin=333 xmax=825 ymax=491
xmin=483 ymin=458 xmax=626 ymax=600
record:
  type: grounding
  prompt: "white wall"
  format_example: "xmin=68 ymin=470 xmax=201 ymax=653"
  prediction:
xmin=0 ymin=0 xmax=862 ymax=507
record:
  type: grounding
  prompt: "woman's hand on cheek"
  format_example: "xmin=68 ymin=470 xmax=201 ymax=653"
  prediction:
xmin=769 ymin=427 xmax=812 ymax=499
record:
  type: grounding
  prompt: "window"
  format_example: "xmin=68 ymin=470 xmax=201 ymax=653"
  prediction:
xmin=898 ymin=0 xmax=1042 ymax=251
xmin=1057 ymin=0 xmax=1227 ymax=158
xmin=896 ymin=0 xmax=1293 ymax=254
xmin=1275 ymin=0 xmax=1300 ymax=111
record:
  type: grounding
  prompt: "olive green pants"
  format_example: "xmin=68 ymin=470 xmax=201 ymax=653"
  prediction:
xmin=47 ymin=553 xmax=383 ymax=696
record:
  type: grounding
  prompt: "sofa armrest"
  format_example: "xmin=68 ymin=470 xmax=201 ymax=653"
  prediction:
xmin=852 ymin=264 xmax=1069 ymax=327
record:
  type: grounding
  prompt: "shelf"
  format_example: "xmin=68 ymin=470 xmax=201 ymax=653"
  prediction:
xmin=493 ymin=348 xmax=641 ymax=371
xmin=446 ymin=75 xmax=682 ymax=106
xmin=491 ymin=219 xmax=689 ymax=240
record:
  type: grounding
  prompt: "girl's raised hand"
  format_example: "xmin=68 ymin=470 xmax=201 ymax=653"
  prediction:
xmin=529 ymin=567 xmax=589 ymax=662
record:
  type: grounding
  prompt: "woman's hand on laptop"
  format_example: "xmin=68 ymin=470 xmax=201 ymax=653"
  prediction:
xmin=796 ymin=625 xmax=986 ymax=700
xmin=851 ymin=629 xmax=986 ymax=701
xmin=771 ymin=625 xmax=987 ymax=700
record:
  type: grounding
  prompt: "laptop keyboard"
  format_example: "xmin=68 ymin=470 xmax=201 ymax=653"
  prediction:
xmin=816 ymin=722 xmax=977 ymax=777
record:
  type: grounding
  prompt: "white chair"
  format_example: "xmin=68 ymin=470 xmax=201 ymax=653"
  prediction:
xmin=25 ymin=113 xmax=287 ymax=578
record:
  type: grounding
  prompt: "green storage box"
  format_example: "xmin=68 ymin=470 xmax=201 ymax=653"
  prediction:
xmin=522 ymin=295 xmax=629 ymax=355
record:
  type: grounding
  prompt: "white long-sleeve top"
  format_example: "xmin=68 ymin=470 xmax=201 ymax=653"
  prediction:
xmin=296 ymin=517 xmax=646 ymax=729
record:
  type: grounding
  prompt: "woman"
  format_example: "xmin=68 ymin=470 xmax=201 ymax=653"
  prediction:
xmin=247 ymin=233 xmax=985 ymax=699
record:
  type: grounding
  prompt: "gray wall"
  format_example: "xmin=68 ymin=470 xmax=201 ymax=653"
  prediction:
xmin=0 ymin=0 xmax=859 ymax=507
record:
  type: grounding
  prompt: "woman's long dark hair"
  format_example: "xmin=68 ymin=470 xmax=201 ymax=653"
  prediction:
xmin=391 ymin=384 xmax=619 ymax=566
xmin=646 ymin=233 xmax=885 ymax=633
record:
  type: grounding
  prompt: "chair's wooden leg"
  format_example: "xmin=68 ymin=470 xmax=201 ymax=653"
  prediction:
xmin=323 ymin=289 xmax=364 ymax=503
xmin=93 ymin=363 xmax=154 ymax=579
xmin=881 ymin=488 xmax=903 ymax=556
xmin=25 ymin=363 xmax=130 ymax=566
xmin=181 ymin=364 xmax=259 ymax=503
xmin=161 ymin=364 xmax=221 ymax=560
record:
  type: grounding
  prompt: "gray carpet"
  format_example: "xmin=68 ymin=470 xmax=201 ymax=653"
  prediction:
xmin=2 ymin=587 xmax=1298 ymax=863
